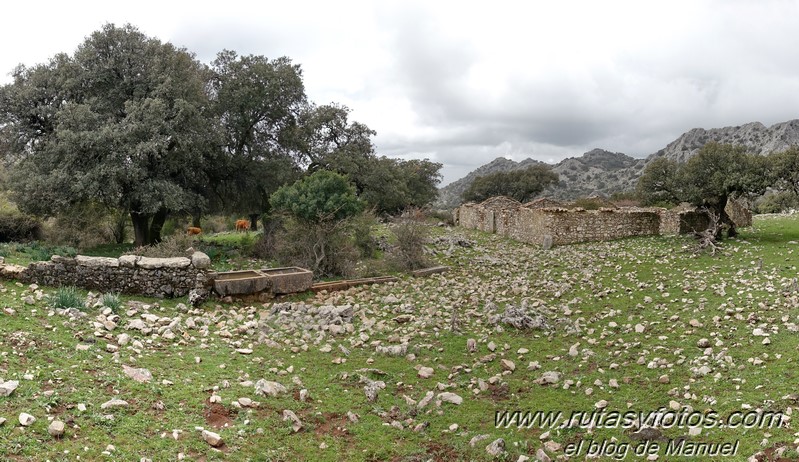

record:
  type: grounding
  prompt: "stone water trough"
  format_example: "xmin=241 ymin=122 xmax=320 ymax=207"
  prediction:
xmin=212 ymin=267 xmax=313 ymax=296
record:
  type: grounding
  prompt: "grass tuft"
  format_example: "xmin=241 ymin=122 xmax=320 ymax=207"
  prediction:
xmin=101 ymin=292 xmax=122 ymax=312
xmin=47 ymin=286 xmax=85 ymax=310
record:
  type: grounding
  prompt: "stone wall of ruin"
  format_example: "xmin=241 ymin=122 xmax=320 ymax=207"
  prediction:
xmin=542 ymin=209 xmax=662 ymax=245
xmin=455 ymin=198 xmax=719 ymax=246
xmin=16 ymin=253 xmax=212 ymax=298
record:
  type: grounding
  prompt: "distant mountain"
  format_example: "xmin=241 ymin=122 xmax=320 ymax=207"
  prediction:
xmin=545 ymin=149 xmax=646 ymax=200
xmin=434 ymin=149 xmax=645 ymax=208
xmin=652 ymin=119 xmax=799 ymax=162
xmin=435 ymin=157 xmax=545 ymax=210
xmin=434 ymin=119 xmax=799 ymax=210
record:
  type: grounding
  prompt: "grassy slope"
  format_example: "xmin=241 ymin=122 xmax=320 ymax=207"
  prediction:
xmin=0 ymin=216 xmax=798 ymax=460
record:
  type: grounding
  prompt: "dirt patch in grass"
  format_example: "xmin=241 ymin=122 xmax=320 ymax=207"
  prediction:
xmin=488 ymin=382 xmax=509 ymax=401
xmin=313 ymin=412 xmax=350 ymax=439
xmin=204 ymin=401 xmax=235 ymax=429
xmin=761 ymin=443 xmax=792 ymax=461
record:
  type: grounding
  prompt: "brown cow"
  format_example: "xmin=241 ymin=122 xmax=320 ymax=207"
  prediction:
xmin=235 ymin=219 xmax=250 ymax=232
xmin=187 ymin=227 xmax=202 ymax=235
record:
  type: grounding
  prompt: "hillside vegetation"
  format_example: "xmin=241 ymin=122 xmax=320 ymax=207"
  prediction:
xmin=0 ymin=215 xmax=797 ymax=460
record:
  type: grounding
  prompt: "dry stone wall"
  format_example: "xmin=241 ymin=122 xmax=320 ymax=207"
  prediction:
xmin=17 ymin=252 xmax=212 ymax=298
xmin=543 ymin=209 xmax=661 ymax=245
xmin=455 ymin=197 xmax=719 ymax=246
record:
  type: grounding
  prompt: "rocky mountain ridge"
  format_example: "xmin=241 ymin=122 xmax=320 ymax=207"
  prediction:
xmin=435 ymin=119 xmax=799 ymax=209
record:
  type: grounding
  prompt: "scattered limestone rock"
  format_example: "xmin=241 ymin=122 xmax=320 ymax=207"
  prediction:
xmin=18 ymin=413 xmax=35 ymax=426
xmin=535 ymin=448 xmax=551 ymax=462
xmin=376 ymin=344 xmax=407 ymax=356
xmin=190 ymin=251 xmax=211 ymax=269
xmin=533 ymin=371 xmax=561 ymax=385
xmin=48 ymin=420 xmax=65 ymax=437
xmin=486 ymin=438 xmax=506 ymax=457
xmin=438 ymin=392 xmax=463 ymax=405
xmin=0 ymin=380 xmax=19 ymax=397
xmin=100 ymin=399 xmax=129 ymax=409
xmin=254 ymin=380 xmax=287 ymax=397
xmin=282 ymin=410 xmax=303 ymax=432
xmin=123 ymin=365 xmax=153 ymax=383
xmin=470 ymin=434 xmax=490 ymax=447
xmin=202 ymin=429 xmax=224 ymax=447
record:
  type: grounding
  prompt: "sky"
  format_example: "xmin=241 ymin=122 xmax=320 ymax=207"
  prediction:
xmin=4 ymin=0 xmax=799 ymax=185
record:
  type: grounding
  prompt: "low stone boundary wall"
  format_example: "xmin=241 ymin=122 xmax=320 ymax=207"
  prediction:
xmin=454 ymin=196 xmax=722 ymax=247
xmin=16 ymin=252 xmax=212 ymax=298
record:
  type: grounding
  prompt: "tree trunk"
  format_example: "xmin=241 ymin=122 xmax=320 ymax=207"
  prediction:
xmin=249 ymin=213 xmax=259 ymax=232
xmin=149 ymin=208 xmax=168 ymax=244
xmin=192 ymin=212 xmax=202 ymax=228
xmin=721 ymin=209 xmax=737 ymax=237
xmin=112 ymin=212 xmax=128 ymax=244
xmin=131 ymin=211 xmax=151 ymax=247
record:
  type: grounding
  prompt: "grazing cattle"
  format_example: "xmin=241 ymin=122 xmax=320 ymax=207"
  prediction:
xmin=235 ymin=219 xmax=250 ymax=232
xmin=187 ymin=227 xmax=202 ymax=235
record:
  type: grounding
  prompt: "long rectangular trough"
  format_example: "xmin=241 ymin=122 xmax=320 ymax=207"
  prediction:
xmin=212 ymin=267 xmax=314 ymax=296
xmin=262 ymin=267 xmax=313 ymax=294
xmin=212 ymin=270 xmax=271 ymax=296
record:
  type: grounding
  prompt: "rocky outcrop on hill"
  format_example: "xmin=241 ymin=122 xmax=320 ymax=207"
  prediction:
xmin=435 ymin=149 xmax=645 ymax=208
xmin=435 ymin=119 xmax=799 ymax=209
xmin=545 ymin=149 xmax=646 ymax=200
xmin=652 ymin=120 xmax=799 ymax=162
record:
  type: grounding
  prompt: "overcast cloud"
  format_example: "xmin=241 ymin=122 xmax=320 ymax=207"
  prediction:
xmin=4 ymin=0 xmax=799 ymax=184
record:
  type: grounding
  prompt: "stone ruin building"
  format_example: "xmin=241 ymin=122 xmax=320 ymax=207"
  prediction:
xmin=454 ymin=196 xmax=752 ymax=247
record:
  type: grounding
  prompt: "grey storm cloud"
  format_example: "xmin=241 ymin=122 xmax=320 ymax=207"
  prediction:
xmin=4 ymin=0 xmax=799 ymax=185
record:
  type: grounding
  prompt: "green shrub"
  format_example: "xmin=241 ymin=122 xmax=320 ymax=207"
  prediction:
xmin=389 ymin=218 xmax=431 ymax=271
xmin=0 ymin=212 xmax=42 ymax=242
xmin=352 ymin=211 xmax=380 ymax=259
xmin=47 ymin=287 xmax=86 ymax=310
xmin=43 ymin=204 xmax=115 ymax=249
xmin=755 ymin=190 xmax=799 ymax=214
xmin=426 ymin=209 xmax=454 ymax=225
xmin=127 ymin=234 xmax=197 ymax=258
xmin=272 ymin=218 xmax=359 ymax=278
xmin=270 ymin=171 xmax=365 ymax=277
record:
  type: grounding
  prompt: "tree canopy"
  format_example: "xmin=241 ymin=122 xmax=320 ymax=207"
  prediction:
xmin=462 ymin=164 xmax=558 ymax=203
xmin=0 ymin=24 xmax=214 ymax=245
xmin=0 ymin=23 xmax=443 ymax=247
xmin=270 ymin=170 xmax=364 ymax=224
xmin=636 ymin=143 xmax=770 ymax=237
xmin=768 ymin=146 xmax=799 ymax=197
xmin=207 ymin=50 xmax=306 ymax=225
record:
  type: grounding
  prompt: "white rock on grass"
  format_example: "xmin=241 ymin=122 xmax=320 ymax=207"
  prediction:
xmin=18 ymin=413 xmax=35 ymax=426
xmin=254 ymin=380 xmax=287 ymax=397
xmin=202 ymin=429 xmax=224 ymax=447
xmin=501 ymin=359 xmax=516 ymax=372
xmin=438 ymin=392 xmax=463 ymax=405
xmin=0 ymin=380 xmax=19 ymax=397
xmin=486 ymin=438 xmax=506 ymax=457
xmin=122 ymin=365 xmax=152 ymax=383
xmin=282 ymin=409 xmax=303 ymax=432
xmin=417 ymin=367 xmax=434 ymax=379
xmin=48 ymin=420 xmax=65 ymax=437
xmin=100 ymin=399 xmax=129 ymax=409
